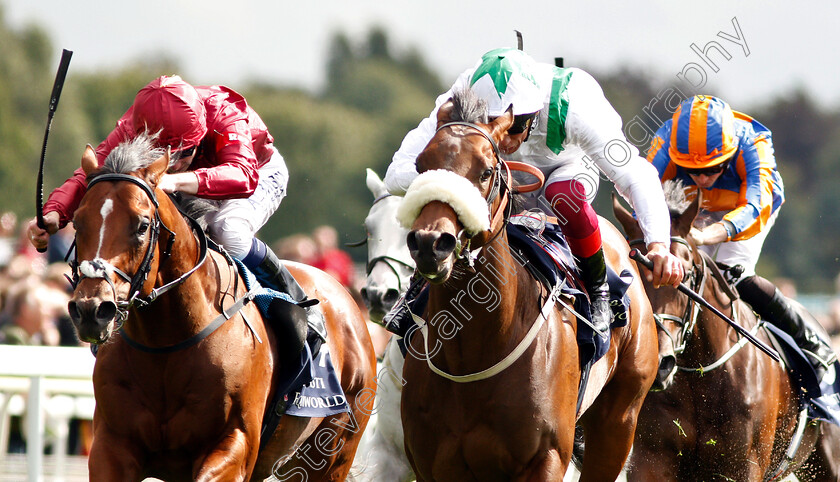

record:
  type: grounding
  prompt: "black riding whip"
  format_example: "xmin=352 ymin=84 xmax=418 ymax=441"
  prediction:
xmin=630 ymin=249 xmax=781 ymax=363
xmin=35 ymin=49 xmax=73 ymax=251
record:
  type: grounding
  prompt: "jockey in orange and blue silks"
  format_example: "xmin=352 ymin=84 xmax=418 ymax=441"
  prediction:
xmin=648 ymin=95 xmax=836 ymax=374
xmin=648 ymin=95 xmax=784 ymax=246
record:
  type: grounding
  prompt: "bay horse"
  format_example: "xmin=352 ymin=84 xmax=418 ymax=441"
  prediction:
xmin=67 ymin=136 xmax=376 ymax=481
xmin=398 ymin=89 xmax=659 ymax=481
xmin=350 ymin=168 xmax=415 ymax=481
xmin=613 ymin=183 xmax=840 ymax=481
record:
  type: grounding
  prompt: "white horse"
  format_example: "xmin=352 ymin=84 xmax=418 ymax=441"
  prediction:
xmin=350 ymin=169 xmax=415 ymax=482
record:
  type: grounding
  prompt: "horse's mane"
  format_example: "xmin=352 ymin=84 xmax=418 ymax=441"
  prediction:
xmin=172 ymin=195 xmax=215 ymax=232
xmin=662 ymin=179 xmax=690 ymax=217
xmin=447 ymin=89 xmax=534 ymax=211
xmin=96 ymin=132 xmax=167 ymax=177
xmin=89 ymin=132 xmax=213 ymax=230
xmin=449 ymin=88 xmax=489 ymax=124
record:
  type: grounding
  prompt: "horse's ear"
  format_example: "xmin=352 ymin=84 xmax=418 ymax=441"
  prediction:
xmin=611 ymin=192 xmax=641 ymax=239
xmin=81 ymin=144 xmax=98 ymax=176
xmin=488 ymin=109 xmax=514 ymax=140
xmin=675 ymin=193 xmax=701 ymax=236
xmin=147 ymin=147 xmax=170 ymax=185
xmin=435 ymin=99 xmax=456 ymax=128
xmin=366 ymin=168 xmax=387 ymax=198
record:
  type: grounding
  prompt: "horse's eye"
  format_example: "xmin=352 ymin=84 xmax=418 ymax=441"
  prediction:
xmin=480 ymin=168 xmax=493 ymax=182
xmin=137 ymin=219 xmax=150 ymax=235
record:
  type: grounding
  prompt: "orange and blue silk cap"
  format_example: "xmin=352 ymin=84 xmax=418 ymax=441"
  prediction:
xmin=668 ymin=95 xmax=737 ymax=169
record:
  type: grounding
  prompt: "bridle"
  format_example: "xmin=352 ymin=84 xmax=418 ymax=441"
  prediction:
xmin=629 ymin=236 xmax=705 ymax=356
xmin=434 ymin=121 xmax=544 ymax=267
xmin=70 ymin=173 xmax=208 ymax=328
xmin=365 ymin=195 xmax=415 ymax=292
xmin=347 ymin=192 xmax=416 ymax=292
xmin=409 ymin=121 xmax=555 ymax=383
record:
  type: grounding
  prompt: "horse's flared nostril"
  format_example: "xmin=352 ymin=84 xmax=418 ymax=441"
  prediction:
xmin=96 ymin=301 xmax=118 ymax=324
xmin=68 ymin=301 xmax=80 ymax=323
xmin=652 ymin=355 xmax=677 ymax=391
xmin=406 ymin=232 xmax=418 ymax=252
xmin=383 ymin=289 xmax=400 ymax=304
xmin=434 ymin=232 xmax=457 ymax=259
xmin=68 ymin=298 xmax=117 ymax=327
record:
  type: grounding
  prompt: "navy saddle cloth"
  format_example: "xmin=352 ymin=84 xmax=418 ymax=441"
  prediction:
xmin=233 ymin=260 xmax=350 ymax=449
xmin=763 ymin=323 xmax=840 ymax=425
xmin=505 ymin=213 xmax=633 ymax=366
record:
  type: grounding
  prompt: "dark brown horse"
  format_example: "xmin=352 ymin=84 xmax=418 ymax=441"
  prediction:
xmin=398 ymin=90 xmax=659 ymax=481
xmin=614 ymin=185 xmax=840 ymax=481
xmin=67 ymin=137 xmax=376 ymax=481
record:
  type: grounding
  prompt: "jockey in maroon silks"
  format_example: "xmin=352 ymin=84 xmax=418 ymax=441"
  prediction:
xmin=28 ymin=75 xmax=324 ymax=347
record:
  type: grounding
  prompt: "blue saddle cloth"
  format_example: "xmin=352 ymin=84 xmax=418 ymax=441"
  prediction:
xmin=505 ymin=214 xmax=633 ymax=366
xmin=234 ymin=259 xmax=349 ymax=419
xmin=763 ymin=323 xmax=840 ymax=425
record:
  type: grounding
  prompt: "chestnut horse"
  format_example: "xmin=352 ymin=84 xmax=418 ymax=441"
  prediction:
xmin=613 ymin=184 xmax=840 ymax=481
xmin=398 ymin=90 xmax=658 ymax=481
xmin=67 ymin=136 xmax=376 ymax=481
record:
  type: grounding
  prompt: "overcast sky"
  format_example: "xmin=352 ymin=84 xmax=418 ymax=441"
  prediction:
xmin=5 ymin=1 xmax=840 ymax=111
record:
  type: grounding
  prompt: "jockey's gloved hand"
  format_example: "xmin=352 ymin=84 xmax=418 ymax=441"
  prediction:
xmin=27 ymin=211 xmax=60 ymax=251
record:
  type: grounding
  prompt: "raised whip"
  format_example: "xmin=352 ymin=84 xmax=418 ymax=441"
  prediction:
xmin=35 ymin=49 xmax=73 ymax=251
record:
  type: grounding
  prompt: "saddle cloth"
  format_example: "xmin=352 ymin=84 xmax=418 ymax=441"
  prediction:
xmin=234 ymin=259 xmax=349 ymax=420
xmin=506 ymin=212 xmax=633 ymax=367
xmin=763 ymin=323 xmax=840 ymax=425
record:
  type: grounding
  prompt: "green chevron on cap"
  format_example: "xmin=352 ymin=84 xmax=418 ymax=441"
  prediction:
xmin=470 ymin=48 xmax=539 ymax=96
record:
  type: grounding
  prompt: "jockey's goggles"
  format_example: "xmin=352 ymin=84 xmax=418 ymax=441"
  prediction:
xmin=507 ymin=112 xmax=537 ymax=135
xmin=685 ymin=160 xmax=730 ymax=176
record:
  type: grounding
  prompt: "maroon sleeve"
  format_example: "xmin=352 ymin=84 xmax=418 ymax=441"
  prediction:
xmin=193 ymin=119 xmax=260 ymax=199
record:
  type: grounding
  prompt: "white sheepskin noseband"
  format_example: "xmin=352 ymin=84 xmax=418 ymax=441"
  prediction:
xmin=397 ymin=169 xmax=490 ymax=235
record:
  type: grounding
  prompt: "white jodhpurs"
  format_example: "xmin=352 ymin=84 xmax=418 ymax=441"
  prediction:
xmin=205 ymin=147 xmax=289 ymax=259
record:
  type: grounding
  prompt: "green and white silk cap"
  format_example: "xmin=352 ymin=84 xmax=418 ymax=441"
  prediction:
xmin=469 ymin=48 xmax=544 ymax=117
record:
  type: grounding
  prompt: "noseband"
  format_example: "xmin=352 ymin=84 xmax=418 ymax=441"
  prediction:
xmin=434 ymin=121 xmax=544 ymax=266
xmin=71 ymin=173 xmax=208 ymax=325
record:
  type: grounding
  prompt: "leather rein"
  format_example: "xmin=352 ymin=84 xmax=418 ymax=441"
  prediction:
xmin=412 ymin=121 xmax=555 ymax=383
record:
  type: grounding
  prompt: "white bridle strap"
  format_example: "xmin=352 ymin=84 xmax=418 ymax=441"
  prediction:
xmin=413 ymin=281 xmax=566 ymax=383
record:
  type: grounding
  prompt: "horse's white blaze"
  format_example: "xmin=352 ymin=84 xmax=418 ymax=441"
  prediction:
xmin=97 ymin=198 xmax=114 ymax=258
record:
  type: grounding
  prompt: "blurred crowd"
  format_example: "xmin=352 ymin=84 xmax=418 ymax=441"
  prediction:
xmin=0 ymin=211 xmax=77 ymax=348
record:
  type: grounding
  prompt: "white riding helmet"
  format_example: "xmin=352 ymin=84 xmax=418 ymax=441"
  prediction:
xmin=469 ymin=48 xmax=544 ymax=117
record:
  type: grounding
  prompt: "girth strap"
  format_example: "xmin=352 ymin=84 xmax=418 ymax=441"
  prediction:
xmin=119 ymin=286 xmax=258 ymax=354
